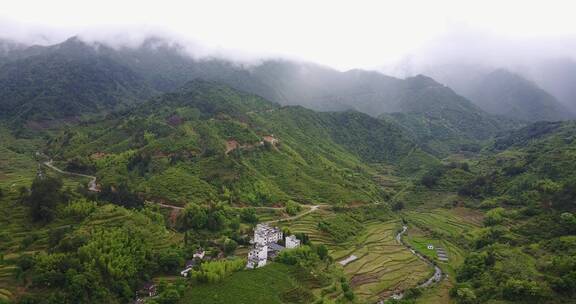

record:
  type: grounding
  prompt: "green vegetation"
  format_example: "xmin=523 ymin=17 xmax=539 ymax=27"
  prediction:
xmin=4 ymin=37 xmax=576 ymax=304
xmin=46 ymin=81 xmax=432 ymax=207
xmin=181 ymin=263 xmax=311 ymax=304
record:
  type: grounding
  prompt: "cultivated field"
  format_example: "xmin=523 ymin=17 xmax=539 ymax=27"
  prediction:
xmin=281 ymin=211 xmax=431 ymax=302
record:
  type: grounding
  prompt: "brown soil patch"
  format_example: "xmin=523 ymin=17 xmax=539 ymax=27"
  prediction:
xmin=350 ymin=268 xmax=389 ymax=287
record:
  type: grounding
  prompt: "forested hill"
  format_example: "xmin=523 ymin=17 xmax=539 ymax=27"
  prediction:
xmin=378 ymin=75 xmax=518 ymax=156
xmin=470 ymin=69 xmax=573 ymax=122
xmin=422 ymin=65 xmax=575 ymax=122
xmin=0 ymin=36 xmax=518 ymax=146
xmin=0 ymin=37 xmax=155 ymax=126
xmin=416 ymin=120 xmax=576 ymax=303
xmin=47 ymin=80 xmax=436 ymax=206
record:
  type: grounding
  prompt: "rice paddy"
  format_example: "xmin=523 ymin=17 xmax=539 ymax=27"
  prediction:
xmin=281 ymin=210 xmax=431 ymax=302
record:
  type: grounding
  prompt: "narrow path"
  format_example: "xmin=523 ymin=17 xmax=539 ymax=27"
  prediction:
xmin=43 ymin=160 xmax=99 ymax=192
xmin=265 ymin=205 xmax=320 ymax=224
xmin=41 ymin=154 xmax=321 ymax=219
xmin=146 ymin=201 xmax=184 ymax=210
xmin=387 ymin=225 xmax=443 ymax=301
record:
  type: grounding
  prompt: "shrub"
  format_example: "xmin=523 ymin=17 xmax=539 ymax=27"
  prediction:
xmin=285 ymin=200 xmax=302 ymax=216
xmin=63 ymin=199 xmax=98 ymax=220
xmin=484 ymin=208 xmax=505 ymax=226
xmin=190 ymin=259 xmax=244 ymax=284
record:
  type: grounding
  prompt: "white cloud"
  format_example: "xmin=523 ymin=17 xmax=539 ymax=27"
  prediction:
xmin=1 ymin=0 xmax=575 ymax=69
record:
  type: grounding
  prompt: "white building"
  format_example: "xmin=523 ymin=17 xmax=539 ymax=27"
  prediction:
xmin=285 ymin=235 xmax=301 ymax=249
xmin=246 ymin=244 xmax=268 ymax=269
xmin=180 ymin=267 xmax=193 ymax=277
xmin=193 ymin=249 xmax=205 ymax=260
xmin=253 ymin=224 xmax=283 ymax=246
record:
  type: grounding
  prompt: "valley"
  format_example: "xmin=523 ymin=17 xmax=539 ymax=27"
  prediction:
xmin=0 ymin=35 xmax=575 ymax=304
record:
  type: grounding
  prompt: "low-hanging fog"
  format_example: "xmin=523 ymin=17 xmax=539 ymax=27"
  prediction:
xmin=3 ymin=0 xmax=576 ymax=113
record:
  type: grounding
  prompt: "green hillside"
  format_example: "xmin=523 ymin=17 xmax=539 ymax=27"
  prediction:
xmin=413 ymin=121 xmax=576 ymax=303
xmin=0 ymin=38 xmax=155 ymax=127
xmin=46 ymin=81 xmax=432 ymax=206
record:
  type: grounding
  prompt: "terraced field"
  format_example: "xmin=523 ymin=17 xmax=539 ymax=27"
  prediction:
xmin=0 ymin=194 xmax=180 ymax=302
xmin=0 ymin=194 xmax=44 ymax=301
xmin=335 ymin=221 xmax=430 ymax=301
xmin=402 ymin=207 xmax=483 ymax=303
xmin=0 ymin=145 xmax=35 ymax=189
xmin=404 ymin=208 xmax=481 ymax=238
xmin=281 ymin=212 xmax=431 ymax=302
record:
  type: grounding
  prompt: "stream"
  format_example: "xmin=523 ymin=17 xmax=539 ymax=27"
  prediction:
xmin=386 ymin=225 xmax=444 ymax=301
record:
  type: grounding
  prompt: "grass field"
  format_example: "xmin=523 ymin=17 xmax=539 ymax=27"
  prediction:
xmin=180 ymin=263 xmax=309 ymax=304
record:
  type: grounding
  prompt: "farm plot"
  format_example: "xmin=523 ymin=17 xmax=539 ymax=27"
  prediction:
xmin=334 ymin=221 xmax=430 ymax=302
xmin=282 ymin=214 xmax=430 ymax=302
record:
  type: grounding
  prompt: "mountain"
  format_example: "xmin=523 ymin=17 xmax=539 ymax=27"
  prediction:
xmin=471 ymin=69 xmax=573 ymax=121
xmin=47 ymin=80 xmax=435 ymax=205
xmin=421 ymin=65 xmax=574 ymax=122
xmin=529 ymin=58 xmax=576 ymax=113
xmin=0 ymin=36 xmax=518 ymax=148
xmin=379 ymin=75 xmax=518 ymax=155
xmin=0 ymin=37 xmax=155 ymax=126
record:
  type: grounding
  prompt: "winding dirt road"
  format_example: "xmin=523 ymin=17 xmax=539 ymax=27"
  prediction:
xmin=43 ymin=160 xmax=99 ymax=192
xmin=264 ymin=205 xmax=321 ymax=224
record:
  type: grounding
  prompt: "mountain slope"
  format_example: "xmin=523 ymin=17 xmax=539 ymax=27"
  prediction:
xmin=0 ymin=37 xmax=155 ymax=126
xmin=471 ymin=69 xmax=573 ymax=121
xmin=422 ymin=65 xmax=574 ymax=122
xmin=47 ymin=81 xmax=434 ymax=205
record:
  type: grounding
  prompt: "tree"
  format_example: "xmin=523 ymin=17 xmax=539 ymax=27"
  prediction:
xmin=158 ymin=249 xmax=184 ymax=273
xmin=451 ymin=286 xmax=477 ymax=304
xmin=180 ymin=203 xmax=208 ymax=229
xmin=285 ymin=200 xmax=301 ymax=216
xmin=315 ymin=244 xmax=329 ymax=260
xmin=98 ymin=183 xmax=143 ymax=209
xmin=484 ymin=208 xmax=505 ymax=226
xmin=26 ymin=176 xmax=64 ymax=222
xmin=392 ymin=201 xmax=404 ymax=211
xmin=223 ymin=238 xmax=238 ymax=256
xmin=240 ymin=207 xmax=258 ymax=223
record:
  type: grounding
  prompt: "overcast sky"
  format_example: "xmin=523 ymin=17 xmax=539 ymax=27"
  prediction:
xmin=1 ymin=0 xmax=576 ymax=70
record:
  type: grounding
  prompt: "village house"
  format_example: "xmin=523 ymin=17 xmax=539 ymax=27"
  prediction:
xmin=246 ymin=224 xmax=301 ymax=269
xmin=180 ymin=248 xmax=206 ymax=277
xmin=193 ymin=248 xmax=206 ymax=260
xmin=138 ymin=282 xmax=157 ymax=297
xmin=246 ymin=244 xmax=268 ymax=269
xmin=180 ymin=259 xmax=198 ymax=277
xmin=252 ymin=224 xmax=283 ymax=245
xmin=286 ymin=235 xmax=301 ymax=249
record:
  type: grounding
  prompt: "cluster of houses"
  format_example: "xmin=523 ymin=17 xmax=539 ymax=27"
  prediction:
xmin=246 ymin=223 xmax=301 ymax=269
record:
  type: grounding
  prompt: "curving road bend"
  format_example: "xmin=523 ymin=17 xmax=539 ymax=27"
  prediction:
xmin=43 ymin=160 xmax=99 ymax=192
